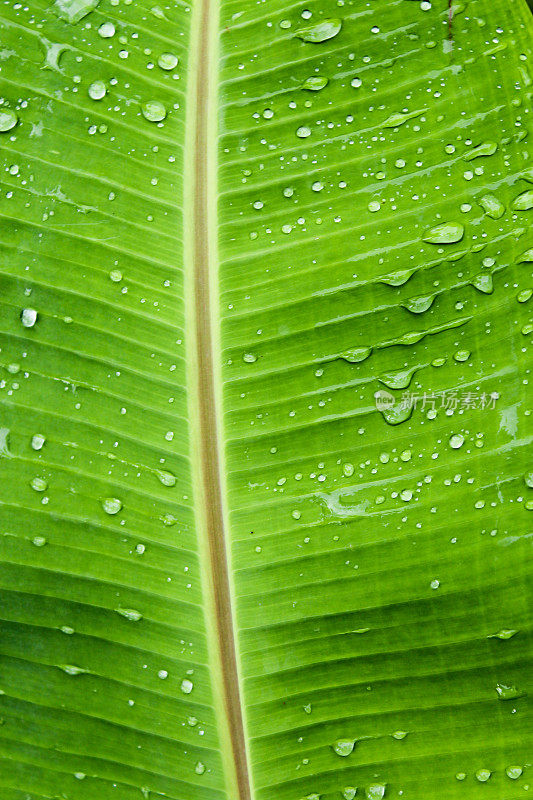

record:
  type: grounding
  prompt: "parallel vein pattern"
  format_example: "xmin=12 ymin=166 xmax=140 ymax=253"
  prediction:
xmin=218 ymin=2 xmax=533 ymax=799
xmin=0 ymin=2 xmax=228 ymax=799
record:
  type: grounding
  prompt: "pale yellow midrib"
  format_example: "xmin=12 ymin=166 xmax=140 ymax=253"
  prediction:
xmin=183 ymin=1 xmax=252 ymax=799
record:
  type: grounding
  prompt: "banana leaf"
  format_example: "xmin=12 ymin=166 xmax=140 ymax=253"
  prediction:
xmin=0 ymin=0 xmax=531 ymax=799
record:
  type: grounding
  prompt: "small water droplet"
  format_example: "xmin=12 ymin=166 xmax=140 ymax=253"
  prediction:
xmin=21 ymin=308 xmax=38 ymax=328
xmin=116 ymin=608 xmax=142 ymax=622
xmin=475 ymin=769 xmax=491 ymax=782
xmin=30 ymin=477 xmax=48 ymax=492
xmin=31 ymin=434 xmax=46 ymax=451
xmin=156 ymin=469 xmax=176 ymax=487
xmin=181 ymin=678 xmax=193 ymax=694
xmin=142 ymin=100 xmax=166 ymax=123
xmin=449 ymin=433 xmax=464 ymax=449
xmin=296 ymin=125 xmax=311 ymax=138
xmin=102 ymin=497 xmax=122 ymax=515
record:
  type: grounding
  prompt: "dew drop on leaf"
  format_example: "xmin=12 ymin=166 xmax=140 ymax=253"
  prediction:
xmin=0 ymin=109 xmax=18 ymax=132
xmin=21 ymin=308 xmax=38 ymax=328
xmin=102 ymin=497 xmax=122 ymax=515
xmin=116 ymin=608 xmax=143 ymax=622
xmin=506 ymin=765 xmax=523 ymax=779
xmin=88 ymin=80 xmax=106 ymax=100
xmin=54 ymin=0 xmax=100 ymax=24
xmin=142 ymin=101 xmax=167 ymax=123
xmin=512 ymin=190 xmax=533 ymax=210
xmin=295 ymin=19 xmax=342 ymax=43
xmin=181 ymin=678 xmax=193 ymax=694
xmin=478 ymin=194 xmax=505 ymax=219
xmin=31 ymin=434 xmax=46 ymax=451
xmin=333 ymin=738 xmax=355 ymax=757
xmin=158 ymin=52 xmax=179 ymax=70
xmin=302 ymin=76 xmax=328 ymax=91
xmin=98 ymin=21 xmax=115 ymax=37
xmin=422 ymin=222 xmax=464 ymax=244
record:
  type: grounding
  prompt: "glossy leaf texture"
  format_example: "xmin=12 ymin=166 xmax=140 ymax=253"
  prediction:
xmin=0 ymin=1 xmax=532 ymax=800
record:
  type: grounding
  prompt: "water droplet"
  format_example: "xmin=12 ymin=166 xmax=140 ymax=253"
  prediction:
xmin=54 ymin=0 xmax=100 ymax=24
xmin=30 ymin=477 xmax=47 ymax=492
xmin=116 ymin=608 xmax=142 ymax=622
xmin=21 ymin=308 xmax=38 ymax=328
xmin=88 ymin=80 xmax=106 ymax=100
xmin=517 ymin=288 xmax=532 ymax=303
xmin=453 ymin=349 xmax=470 ymax=362
xmin=463 ymin=142 xmax=497 ymax=161
xmin=102 ymin=497 xmax=122 ymax=515
xmin=158 ymin=53 xmax=178 ymax=70
xmin=351 ymin=77 xmax=362 ymax=88
xmin=402 ymin=294 xmax=435 ymax=313
xmin=379 ymin=367 xmax=417 ymax=390
xmin=449 ymin=433 xmax=464 ymax=449
xmin=423 ymin=222 xmax=464 ymax=244
xmin=60 ymin=664 xmax=88 ymax=676
xmin=31 ymin=434 xmax=46 ymax=451
xmin=243 ymin=352 xmax=257 ymax=363
xmin=380 ymin=269 xmax=415 ymax=287
xmin=181 ymin=678 xmax=193 ymax=694
xmin=506 ymin=765 xmax=523 ymax=780
xmin=455 ymin=772 xmax=466 ymax=781
xmin=98 ymin=21 xmax=115 ymax=37
xmin=303 ymin=703 xmax=312 ymax=714
xmin=470 ymin=273 xmax=493 ymax=294
xmin=383 ymin=108 xmax=427 ymax=128
xmin=392 ymin=730 xmax=408 ymax=739
xmin=0 ymin=109 xmax=18 ymax=132
xmin=524 ymin=471 xmax=533 ymax=488
xmin=478 ymin=194 xmax=505 ymax=219
xmin=488 ymin=629 xmax=518 ymax=640
xmin=156 ymin=469 xmax=176 ymax=487
xmin=296 ymin=125 xmax=311 ymax=138
xmin=339 ymin=346 xmax=372 ymax=363
xmin=475 ymin=769 xmax=491 ymax=782
xmin=109 ymin=269 xmax=122 ymax=282
xmin=302 ymin=76 xmax=329 ymax=91
xmin=312 ymin=181 xmax=324 ymax=192
xmin=61 ymin=625 xmax=75 ymax=634
xmin=195 ymin=762 xmax=205 ymax=775
xmin=158 ymin=669 xmax=168 ymax=679
xmin=343 ymin=789 xmax=357 ymax=800
xmin=518 ymin=248 xmax=533 ymax=262
xmin=333 ymin=738 xmax=355 ymax=757
xmin=368 ymin=200 xmax=381 ymax=213
xmin=32 ymin=536 xmax=47 ymax=547
xmin=366 ymin=786 xmax=386 ymax=800
xmin=142 ymin=101 xmax=166 ymax=123
xmin=512 ymin=190 xmax=533 ymax=210
xmin=382 ymin=401 xmax=413 ymax=426
xmin=495 ymin=683 xmax=523 ymax=700
xmin=296 ymin=19 xmax=342 ymax=43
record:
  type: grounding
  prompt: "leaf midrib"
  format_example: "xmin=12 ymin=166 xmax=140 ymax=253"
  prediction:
xmin=186 ymin=1 xmax=251 ymax=799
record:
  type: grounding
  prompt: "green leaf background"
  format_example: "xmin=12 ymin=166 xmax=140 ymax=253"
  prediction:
xmin=0 ymin=0 xmax=531 ymax=799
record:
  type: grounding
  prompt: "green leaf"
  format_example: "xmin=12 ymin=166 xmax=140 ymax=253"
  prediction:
xmin=0 ymin=0 xmax=532 ymax=799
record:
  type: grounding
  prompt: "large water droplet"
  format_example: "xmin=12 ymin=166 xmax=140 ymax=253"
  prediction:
xmin=495 ymin=682 xmax=523 ymax=700
xmin=475 ymin=769 xmax=491 ymax=782
xmin=478 ymin=194 xmax=505 ymax=219
xmin=512 ymin=190 xmax=533 ymax=211
xmin=423 ymin=222 xmax=464 ymax=244
xmin=383 ymin=108 xmax=427 ymax=127
xmin=402 ymin=294 xmax=435 ymax=313
xmin=296 ymin=19 xmax=342 ymax=42
xmin=333 ymin=738 xmax=355 ymax=757
xmin=31 ymin=477 xmax=48 ymax=492
xmin=54 ymin=0 xmax=100 ymax=24
xmin=157 ymin=469 xmax=176 ymax=487
xmin=98 ymin=21 xmax=115 ymax=37
xmin=339 ymin=346 xmax=372 ymax=363
xmin=506 ymin=765 xmax=523 ymax=779
xmin=488 ymin=629 xmax=518 ymax=640
xmin=366 ymin=786 xmax=386 ymax=800
xmin=158 ymin=53 xmax=179 ymax=70
xmin=31 ymin=434 xmax=46 ymax=451
xmin=296 ymin=125 xmax=311 ymax=138
xmin=0 ymin=109 xmax=18 ymax=132
xmin=142 ymin=101 xmax=167 ymax=123
xmin=463 ymin=142 xmax=497 ymax=161
xmin=302 ymin=76 xmax=328 ymax=91
xmin=449 ymin=433 xmax=464 ymax=449
xmin=181 ymin=678 xmax=193 ymax=694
